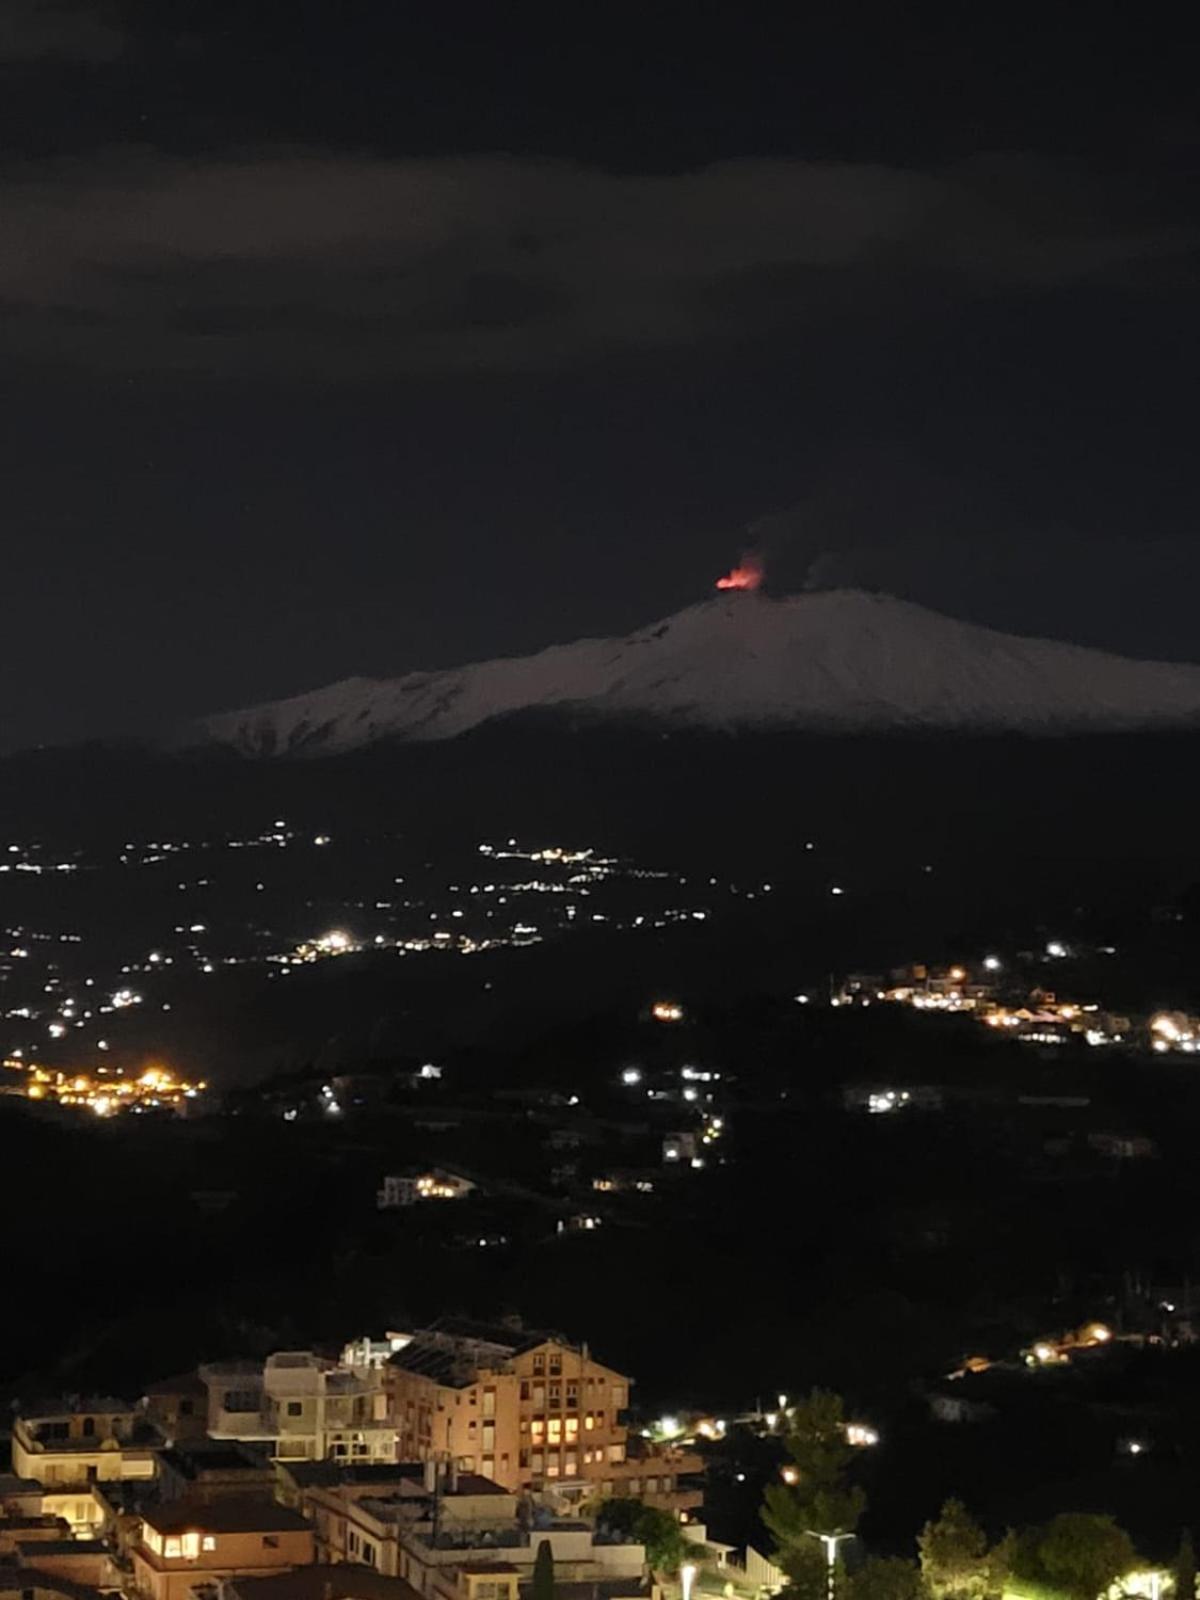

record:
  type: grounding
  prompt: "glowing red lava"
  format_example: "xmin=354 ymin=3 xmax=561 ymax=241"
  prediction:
xmin=715 ymin=554 xmax=764 ymax=591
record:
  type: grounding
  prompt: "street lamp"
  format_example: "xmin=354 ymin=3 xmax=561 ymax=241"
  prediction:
xmin=807 ymin=1532 xmax=854 ymax=1600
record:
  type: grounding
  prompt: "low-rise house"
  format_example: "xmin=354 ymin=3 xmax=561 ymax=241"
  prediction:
xmin=143 ymin=1374 xmax=210 ymax=1444
xmin=299 ymin=1466 xmax=514 ymax=1568
xmin=660 ymin=1134 xmax=696 ymax=1166
xmin=227 ymin=1566 xmax=423 ymax=1600
xmin=0 ymin=1475 xmax=45 ymax=1517
xmin=842 ymin=1085 xmax=944 ymax=1115
xmin=275 ymin=1461 xmax=430 ymax=1514
xmin=0 ymin=1570 xmax=106 ymax=1600
xmin=292 ymin=1471 xmax=651 ymax=1600
xmin=158 ymin=1441 xmax=276 ymax=1503
xmin=200 ymin=1361 xmax=272 ymax=1445
xmin=130 ymin=1496 xmax=314 ymax=1600
xmin=201 ymin=1353 xmax=395 ymax=1465
xmin=392 ymin=1513 xmax=651 ymax=1600
xmin=1088 ymin=1131 xmax=1157 ymax=1160
xmin=0 ymin=1516 xmax=71 ymax=1556
xmin=39 ymin=1488 xmax=110 ymax=1540
xmin=12 ymin=1539 xmax=117 ymax=1590
xmin=378 ymin=1171 xmax=477 ymax=1209
xmin=590 ymin=1171 xmax=656 ymax=1196
xmin=11 ymin=1400 xmax=162 ymax=1491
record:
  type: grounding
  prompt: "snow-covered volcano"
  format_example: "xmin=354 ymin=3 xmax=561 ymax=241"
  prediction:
xmin=185 ymin=590 xmax=1200 ymax=756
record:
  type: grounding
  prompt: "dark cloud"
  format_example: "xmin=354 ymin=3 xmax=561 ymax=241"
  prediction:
xmin=740 ymin=448 xmax=1197 ymax=661
xmin=0 ymin=148 xmax=1191 ymax=379
xmin=0 ymin=0 xmax=123 ymax=62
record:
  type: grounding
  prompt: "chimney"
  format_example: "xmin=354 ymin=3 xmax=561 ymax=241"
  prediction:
xmin=423 ymin=1459 xmax=437 ymax=1493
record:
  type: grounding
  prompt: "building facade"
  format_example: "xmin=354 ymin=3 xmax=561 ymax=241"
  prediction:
xmin=10 ymin=1401 xmax=161 ymax=1491
xmin=130 ymin=1497 xmax=314 ymax=1600
xmin=384 ymin=1322 xmax=632 ymax=1497
xmin=201 ymin=1353 xmax=396 ymax=1464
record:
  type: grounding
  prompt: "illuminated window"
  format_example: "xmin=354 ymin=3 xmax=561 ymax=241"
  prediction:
xmin=548 ymin=1419 xmax=562 ymax=1444
xmin=584 ymin=1413 xmax=594 ymax=1431
xmin=202 ymin=1536 xmax=216 ymax=1552
xmin=565 ymin=1418 xmax=579 ymax=1440
xmin=531 ymin=1419 xmax=545 ymax=1442
xmin=164 ymin=1538 xmax=183 ymax=1559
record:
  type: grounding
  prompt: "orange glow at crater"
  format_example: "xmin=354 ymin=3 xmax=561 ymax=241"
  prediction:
xmin=715 ymin=555 xmax=764 ymax=591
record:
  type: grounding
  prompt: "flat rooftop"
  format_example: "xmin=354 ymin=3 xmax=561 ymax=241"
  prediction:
xmin=228 ymin=1566 xmax=423 ymax=1600
xmin=142 ymin=1497 xmax=310 ymax=1535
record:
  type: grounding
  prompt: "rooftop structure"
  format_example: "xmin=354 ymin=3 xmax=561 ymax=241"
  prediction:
xmin=132 ymin=1495 xmax=314 ymax=1600
xmin=10 ymin=1400 xmax=162 ymax=1490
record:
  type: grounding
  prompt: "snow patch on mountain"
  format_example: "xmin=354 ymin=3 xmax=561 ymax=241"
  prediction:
xmin=184 ymin=590 xmax=1200 ymax=756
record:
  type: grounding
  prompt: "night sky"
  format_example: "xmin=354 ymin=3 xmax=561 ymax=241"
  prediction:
xmin=1 ymin=6 xmax=1197 ymax=748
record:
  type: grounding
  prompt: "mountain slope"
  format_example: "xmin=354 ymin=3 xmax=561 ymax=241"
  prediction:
xmin=185 ymin=590 xmax=1200 ymax=755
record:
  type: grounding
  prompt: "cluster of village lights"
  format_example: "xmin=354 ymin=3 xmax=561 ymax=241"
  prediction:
xmin=12 ymin=1059 xmax=205 ymax=1116
xmin=1025 ymin=1321 xmax=1113 ymax=1368
xmin=834 ymin=958 xmax=1132 ymax=1049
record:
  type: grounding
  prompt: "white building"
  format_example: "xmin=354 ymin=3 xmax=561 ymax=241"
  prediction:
xmin=200 ymin=1353 xmax=396 ymax=1464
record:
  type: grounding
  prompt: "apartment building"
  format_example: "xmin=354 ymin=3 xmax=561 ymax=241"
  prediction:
xmin=384 ymin=1320 xmax=630 ymax=1496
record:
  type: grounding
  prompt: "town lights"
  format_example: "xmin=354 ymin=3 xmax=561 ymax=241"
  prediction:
xmin=621 ymin=1067 xmax=642 ymax=1086
xmin=652 ymin=1001 xmax=684 ymax=1023
xmin=781 ymin=1466 xmax=799 ymax=1485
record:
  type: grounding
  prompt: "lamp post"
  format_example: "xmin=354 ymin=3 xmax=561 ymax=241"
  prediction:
xmin=807 ymin=1532 xmax=854 ymax=1600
